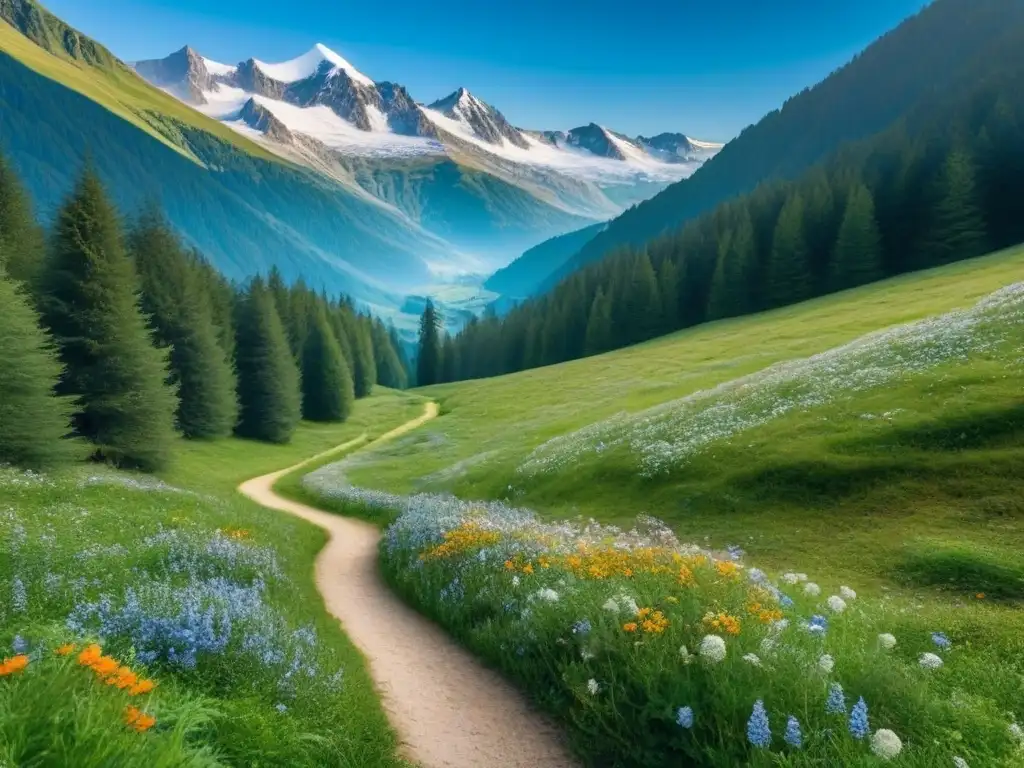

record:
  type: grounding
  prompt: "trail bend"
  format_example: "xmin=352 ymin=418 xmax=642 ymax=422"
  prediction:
xmin=238 ymin=401 xmax=577 ymax=768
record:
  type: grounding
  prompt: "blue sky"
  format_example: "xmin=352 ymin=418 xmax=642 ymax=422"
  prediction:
xmin=45 ymin=0 xmax=929 ymax=140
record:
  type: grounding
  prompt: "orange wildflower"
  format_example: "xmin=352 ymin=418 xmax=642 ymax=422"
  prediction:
xmin=504 ymin=560 xmax=515 ymax=571
xmin=976 ymin=593 xmax=985 ymax=600
xmin=123 ymin=705 xmax=157 ymax=732
xmin=522 ymin=563 xmax=534 ymax=575
xmin=109 ymin=667 xmax=139 ymax=690
xmin=0 ymin=655 xmax=29 ymax=676
xmin=91 ymin=656 xmax=120 ymax=678
xmin=55 ymin=643 xmax=77 ymax=656
xmin=703 ymin=611 xmax=741 ymax=636
xmin=622 ymin=622 xmax=638 ymax=633
xmin=78 ymin=644 xmax=102 ymax=667
xmin=129 ymin=679 xmax=156 ymax=696
xmin=715 ymin=561 xmax=741 ymax=579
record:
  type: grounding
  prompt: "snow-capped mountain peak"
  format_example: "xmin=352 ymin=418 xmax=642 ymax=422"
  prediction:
xmin=252 ymin=43 xmax=373 ymax=87
xmin=426 ymin=87 xmax=529 ymax=149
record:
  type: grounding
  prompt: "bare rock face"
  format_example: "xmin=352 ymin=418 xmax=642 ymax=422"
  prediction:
xmin=238 ymin=98 xmax=293 ymax=143
xmin=637 ymin=132 xmax=699 ymax=162
xmin=231 ymin=59 xmax=287 ymax=100
xmin=427 ymin=88 xmax=530 ymax=148
xmin=132 ymin=46 xmax=216 ymax=104
xmin=564 ymin=124 xmax=626 ymax=160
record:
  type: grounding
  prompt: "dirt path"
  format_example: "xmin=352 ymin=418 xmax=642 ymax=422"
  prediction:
xmin=238 ymin=402 xmax=577 ymax=768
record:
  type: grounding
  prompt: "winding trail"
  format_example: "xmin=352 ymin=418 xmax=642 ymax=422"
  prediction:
xmin=238 ymin=402 xmax=577 ymax=768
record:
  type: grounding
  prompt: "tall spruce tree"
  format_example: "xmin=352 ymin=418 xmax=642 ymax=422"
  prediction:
xmin=301 ymin=302 xmax=354 ymax=422
xmin=416 ymin=299 xmax=442 ymax=386
xmin=765 ymin=192 xmax=813 ymax=308
xmin=829 ymin=183 xmax=883 ymax=292
xmin=372 ymin=318 xmax=408 ymax=389
xmin=0 ymin=152 xmax=46 ymax=288
xmin=189 ymin=248 xmax=237 ymax=363
xmin=584 ymin=286 xmax=613 ymax=356
xmin=918 ymin=149 xmax=988 ymax=266
xmin=0 ymin=270 xmax=81 ymax=468
xmin=40 ymin=167 xmax=177 ymax=471
xmin=130 ymin=211 xmax=238 ymax=438
xmin=234 ymin=277 xmax=302 ymax=443
xmin=352 ymin=315 xmax=377 ymax=397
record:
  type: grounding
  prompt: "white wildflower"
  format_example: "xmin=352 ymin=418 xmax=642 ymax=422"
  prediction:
xmin=759 ymin=636 xmax=777 ymax=656
xmin=742 ymin=653 xmax=762 ymax=667
xmin=804 ymin=582 xmax=821 ymax=597
xmin=602 ymin=598 xmax=620 ymax=613
xmin=769 ymin=618 xmax=789 ymax=634
xmin=678 ymin=645 xmax=692 ymax=664
xmin=818 ymin=654 xmax=835 ymax=673
xmin=1008 ymin=722 xmax=1023 ymax=744
xmin=511 ymin=576 xmax=520 ymax=587
xmin=795 ymin=573 xmax=809 ymax=582
xmin=586 ymin=678 xmax=599 ymax=695
xmin=953 ymin=757 xmax=969 ymax=768
xmin=535 ymin=588 xmax=559 ymax=603
xmin=870 ymin=729 xmax=903 ymax=760
xmin=699 ymin=634 xmax=727 ymax=664
xmin=781 ymin=572 xmax=800 ymax=585
xmin=919 ymin=652 xmax=944 ymax=670
xmin=839 ymin=586 xmax=857 ymax=600
xmin=826 ymin=595 xmax=847 ymax=613
xmin=620 ymin=596 xmax=640 ymax=615
xmin=581 ymin=649 xmax=595 ymax=661
xmin=877 ymin=633 xmax=897 ymax=650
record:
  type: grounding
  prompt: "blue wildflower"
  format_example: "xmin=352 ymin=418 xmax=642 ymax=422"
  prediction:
xmin=931 ymin=632 xmax=952 ymax=650
xmin=747 ymin=700 xmax=771 ymax=748
xmin=275 ymin=702 xmax=288 ymax=714
xmin=806 ymin=614 xmax=828 ymax=635
xmin=784 ymin=716 xmax=802 ymax=748
xmin=12 ymin=577 xmax=27 ymax=613
xmin=849 ymin=697 xmax=869 ymax=740
xmin=676 ymin=706 xmax=694 ymax=729
xmin=11 ymin=635 xmax=27 ymax=654
xmin=780 ymin=594 xmax=794 ymax=608
xmin=727 ymin=544 xmax=745 ymax=561
xmin=572 ymin=619 xmax=592 ymax=636
xmin=826 ymin=683 xmax=847 ymax=715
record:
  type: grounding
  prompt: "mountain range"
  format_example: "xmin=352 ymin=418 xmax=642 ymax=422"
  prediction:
xmin=130 ymin=42 xmax=721 ymax=278
xmin=0 ymin=0 xmax=720 ymax=328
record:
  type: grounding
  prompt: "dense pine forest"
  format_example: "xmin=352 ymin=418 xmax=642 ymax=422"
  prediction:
xmin=0 ymin=154 xmax=410 ymax=471
xmin=431 ymin=26 xmax=1024 ymax=382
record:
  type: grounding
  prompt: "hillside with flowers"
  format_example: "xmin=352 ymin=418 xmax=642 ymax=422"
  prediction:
xmin=295 ymin=246 xmax=1024 ymax=766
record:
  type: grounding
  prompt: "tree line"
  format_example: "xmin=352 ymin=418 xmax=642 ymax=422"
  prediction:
xmin=432 ymin=50 xmax=1024 ymax=383
xmin=0 ymin=157 xmax=410 ymax=472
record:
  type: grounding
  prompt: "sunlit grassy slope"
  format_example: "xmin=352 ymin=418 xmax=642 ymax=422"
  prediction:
xmin=0 ymin=19 xmax=278 ymax=164
xmin=345 ymin=247 xmax=1024 ymax=596
xmin=1 ymin=389 xmax=422 ymax=766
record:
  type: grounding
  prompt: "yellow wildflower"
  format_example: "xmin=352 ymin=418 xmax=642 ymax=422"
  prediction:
xmin=623 ymin=622 xmax=638 ymax=633
xmin=55 ymin=643 xmax=77 ymax=656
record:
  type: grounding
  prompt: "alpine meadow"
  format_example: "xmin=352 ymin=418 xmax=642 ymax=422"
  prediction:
xmin=1 ymin=0 xmax=1023 ymax=767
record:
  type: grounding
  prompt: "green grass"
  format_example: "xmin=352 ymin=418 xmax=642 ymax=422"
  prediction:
xmin=0 ymin=390 xmax=423 ymax=767
xmin=0 ymin=19 xmax=280 ymax=164
xmin=294 ymin=248 xmax=1024 ymax=764
xmin=341 ymin=247 xmax=1024 ymax=593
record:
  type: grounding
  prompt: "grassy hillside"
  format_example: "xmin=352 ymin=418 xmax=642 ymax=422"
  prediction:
xmin=0 ymin=390 xmax=422 ymax=766
xmin=297 ymin=249 xmax=1024 ymax=766
xmin=305 ymin=244 xmax=1024 ymax=665
xmin=0 ymin=3 xmax=278 ymax=163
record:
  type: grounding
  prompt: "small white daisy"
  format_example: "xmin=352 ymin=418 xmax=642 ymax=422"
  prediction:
xmin=586 ymin=678 xmax=599 ymax=695
xmin=699 ymin=634 xmax=727 ymax=664
xmin=839 ymin=586 xmax=857 ymax=600
xmin=877 ymin=633 xmax=897 ymax=650
xmin=818 ymin=654 xmax=835 ymax=673
xmin=804 ymin=582 xmax=822 ymax=597
xmin=919 ymin=652 xmax=944 ymax=670
xmin=826 ymin=595 xmax=847 ymax=613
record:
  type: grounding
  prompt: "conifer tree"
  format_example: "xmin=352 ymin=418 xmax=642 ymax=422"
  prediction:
xmin=658 ymin=259 xmax=680 ymax=331
xmin=829 ymin=183 xmax=883 ymax=292
xmin=626 ymin=251 xmax=661 ymax=343
xmin=352 ymin=314 xmax=377 ymax=397
xmin=234 ymin=277 xmax=301 ymax=443
xmin=301 ymin=302 xmax=354 ymax=422
xmin=0 ymin=153 xmax=46 ymax=288
xmin=372 ymin=319 xmax=408 ymax=389
xmin=416 ymin=299 xmax=442 ymax=386
xmin=130 ymin=211 xmax=238 ymax=439
xmin=40 ymin=166 xmax=177 ymax=471
xmin=0 ymin=270 xmax=81 ymax=468
xmin=440 ymin=334 xmax=458 ymax=383
xmin=189 ymin=248 xmax=236 ymax=363
xmin=584 ymin=286 xmax=613 ymax=356
xmin=918 ymin=149 xmax=988 ymax=266
xmin=766 ymin=192 xmax=813 ymax=308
